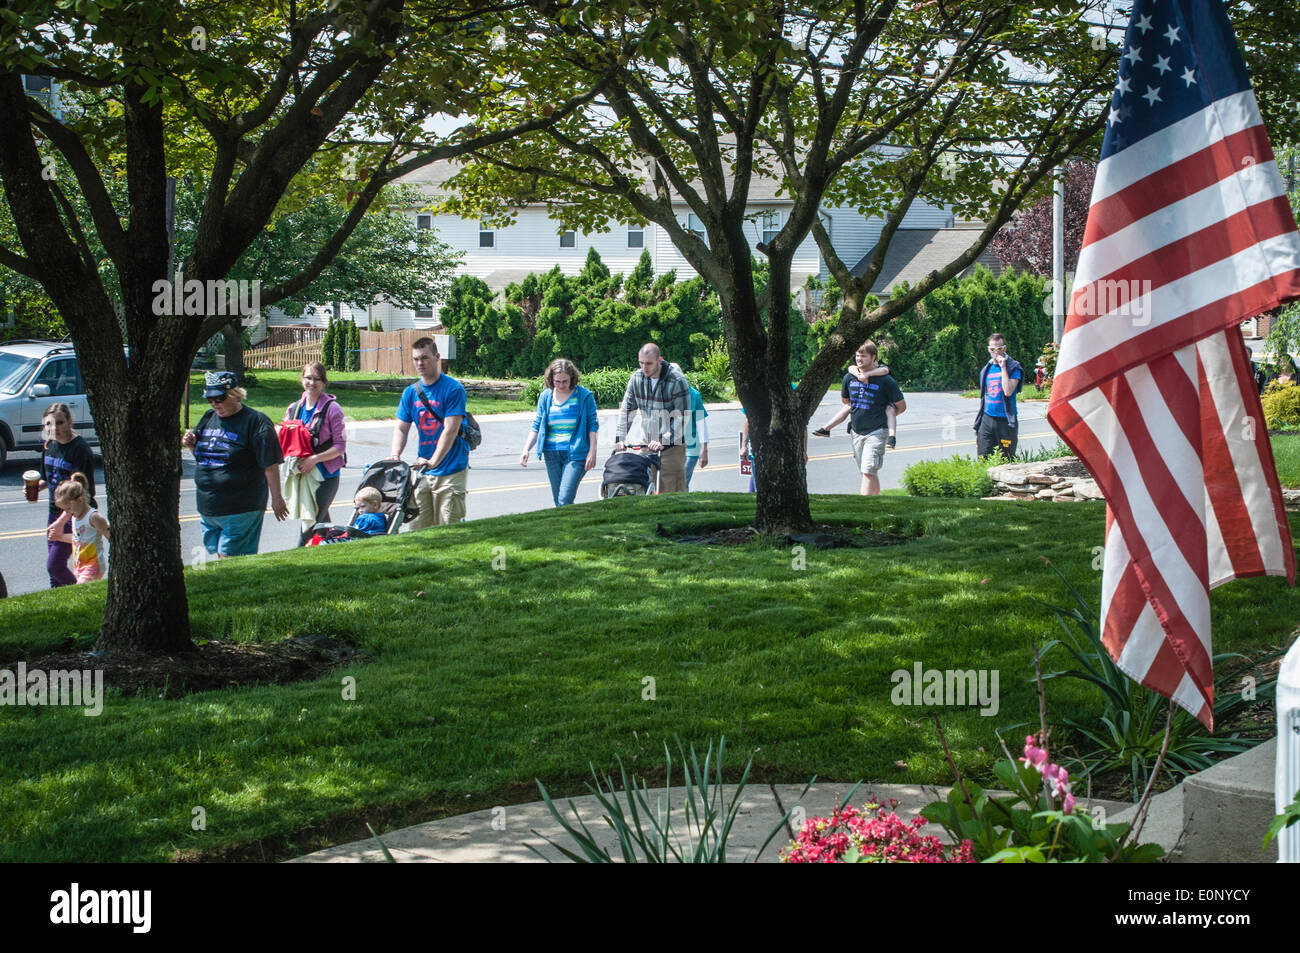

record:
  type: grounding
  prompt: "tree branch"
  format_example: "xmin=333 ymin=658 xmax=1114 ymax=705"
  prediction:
xmin=0 ymin=242 xmax=39 ymax=280
xmin=23 ymin=95 xmax=128 ymax=262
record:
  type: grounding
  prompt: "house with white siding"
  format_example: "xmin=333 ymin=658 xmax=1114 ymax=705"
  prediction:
xmin=264 ymin=158 xmax=962 ymax=332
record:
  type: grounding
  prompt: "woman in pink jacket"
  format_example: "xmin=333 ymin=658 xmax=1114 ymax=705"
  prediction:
xmin=286 ymin=361 xmax=347 ymax=545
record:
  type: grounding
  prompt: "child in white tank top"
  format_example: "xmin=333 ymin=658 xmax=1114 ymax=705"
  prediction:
xmin=49 ymin=473 xmax=110 ymax=583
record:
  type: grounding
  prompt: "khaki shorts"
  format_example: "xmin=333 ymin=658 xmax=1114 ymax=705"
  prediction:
xmin=410 ymin=468 xmax=468 ymax=529
xmin=851 ymin=429 xmax=888 ymax=474
xmin=657 ymin=443 xmax=687 ymax=493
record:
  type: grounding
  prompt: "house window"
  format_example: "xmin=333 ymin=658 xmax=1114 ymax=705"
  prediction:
xmin=628 ymin=226 xmax=644 ymax=248
xmin=415 ymin=306 xmax=434 ymax=320
xmin=687 ymin=213 xmax=707 ymax=243
xmin=416 ymin=214 xmax=432 ymax=230
xmin=559 ymin=230 xmax=576 ymax=248
xmin=479 ymin=220 xmax=495 ymax=248
xmin=762 ymin=210 xmax=781 ymax=245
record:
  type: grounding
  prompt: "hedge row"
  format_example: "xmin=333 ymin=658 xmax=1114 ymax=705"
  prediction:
xmin=441 ymin=249 xmax=723 ymax=379
xmin=520 ymin=368 xmax=728 ymax=409
xmin=442 ymin=251 xmax=1051 ymax=393
xmin=322 ymin=316 xmax=360 ymax=372
xmin=879 ymin=267 xmax=1052 ymax=390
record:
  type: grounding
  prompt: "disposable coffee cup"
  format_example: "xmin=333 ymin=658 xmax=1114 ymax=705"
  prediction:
xmin=22 ymin=470 xmax=41 ymax=502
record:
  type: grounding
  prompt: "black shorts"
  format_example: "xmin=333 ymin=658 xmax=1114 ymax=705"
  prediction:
xmin=977 ymin=415 xmax=1018 ymax=460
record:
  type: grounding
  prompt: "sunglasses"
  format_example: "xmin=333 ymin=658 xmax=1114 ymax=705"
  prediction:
xmin=208 ymin=393 xmax=229 ymax=403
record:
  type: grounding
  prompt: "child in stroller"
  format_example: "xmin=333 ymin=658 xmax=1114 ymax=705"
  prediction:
xmin=307 ymin=459 xmax=419 ymax=545
xmin=600 ymin=447 xmax=661 ymax=498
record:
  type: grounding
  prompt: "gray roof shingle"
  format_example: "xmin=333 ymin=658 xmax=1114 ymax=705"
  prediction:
xmin=851 ymin=226 xmax=1002 ymax=295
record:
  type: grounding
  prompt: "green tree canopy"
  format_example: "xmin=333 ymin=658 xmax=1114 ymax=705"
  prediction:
xmin=449 ymin=0 xmax=1300 ymax=531
xmin=0 ymin=0 xmax=607 ymax=652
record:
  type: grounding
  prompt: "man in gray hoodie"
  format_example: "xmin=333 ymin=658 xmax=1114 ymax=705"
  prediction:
xmin=614 ymin=343 xmax=692 ymax=492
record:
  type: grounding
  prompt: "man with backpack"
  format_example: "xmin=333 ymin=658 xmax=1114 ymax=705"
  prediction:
xmin=974 ymin=333 xmax=1023 ymax=460
xmin=391 ymin=337 xmax=471 ymax=528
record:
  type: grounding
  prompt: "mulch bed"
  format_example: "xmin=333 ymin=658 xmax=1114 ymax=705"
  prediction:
xmin=1061 ymin=647 xmax=1286 ymax=803
xmin=22 ymin=634 xmax=367 ymax=700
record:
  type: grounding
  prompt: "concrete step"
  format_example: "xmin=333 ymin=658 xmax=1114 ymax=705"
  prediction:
xmin=1112 ymin=737 xmax=1278 ymax=863
xmin=1180 ymin=737 xmax=1278 ymax=863
xmin=1111 ymin=786 xmax=1184 ymax=861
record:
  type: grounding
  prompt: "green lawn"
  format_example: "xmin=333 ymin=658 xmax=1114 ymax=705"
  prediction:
xmin=1273 ymin=432 xmax=1300 ymax=488
xmin=2 ymin=494 xmax=1296 ymax=862
xmin=183 ymin=370 xmax=535 ymax=428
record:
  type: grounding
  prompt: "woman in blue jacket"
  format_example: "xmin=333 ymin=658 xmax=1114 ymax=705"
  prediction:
xmin=519 ymin=359 xmax=600 ymax=506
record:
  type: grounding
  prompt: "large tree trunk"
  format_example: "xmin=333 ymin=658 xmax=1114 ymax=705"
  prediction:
xmin=720 ymin=255 xmax=815 ymax=535
xmin=751 ymin=391 xmax=812 ymax=535
xmin=90 ymin=355 xmax=194 ymax=654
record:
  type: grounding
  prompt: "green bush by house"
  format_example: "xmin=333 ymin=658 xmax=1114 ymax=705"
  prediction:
xmin=439 ymin=249 xmax=723 ymax=378
xmin=1262 ymin=382 xmax=1300 ymax=430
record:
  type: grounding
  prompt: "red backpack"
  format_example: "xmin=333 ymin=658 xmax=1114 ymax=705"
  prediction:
xmin=283 ymin=396 xmax=345 ymax=464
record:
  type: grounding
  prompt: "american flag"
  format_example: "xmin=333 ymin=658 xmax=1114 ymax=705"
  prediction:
xmin=1047 ymin=0 xmax=1299 ymax=730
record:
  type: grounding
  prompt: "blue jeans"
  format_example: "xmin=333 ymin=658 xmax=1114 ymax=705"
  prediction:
xmin=199 ymin=509 xmax=266 ymax=557
xmin=685 ymin=453 xmax=700 ymax=488
xmin=543 ymin=451 xmax=586 ymax=506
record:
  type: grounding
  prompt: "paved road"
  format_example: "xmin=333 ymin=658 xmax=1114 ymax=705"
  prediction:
xmin=0 ymin=390 xmax=1058 ymax=597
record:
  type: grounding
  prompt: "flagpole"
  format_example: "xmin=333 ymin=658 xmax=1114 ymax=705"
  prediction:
xmin=1052 ymin=168 xmax=1064 ymax=345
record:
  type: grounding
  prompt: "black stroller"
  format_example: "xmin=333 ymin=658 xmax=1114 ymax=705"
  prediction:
xmin=307 ymin=458 xmax=419 ymax=545
xmin=600 ymin=448 xmax=661 ymax=498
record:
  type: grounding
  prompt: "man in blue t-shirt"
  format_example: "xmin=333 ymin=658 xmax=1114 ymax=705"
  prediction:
xmin=974 ymin=333 xmax=1023 ymax=460
xmin=390 ymin=337 xmax=469 ymax=528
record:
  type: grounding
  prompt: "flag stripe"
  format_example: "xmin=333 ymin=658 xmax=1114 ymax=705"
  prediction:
xmin=1053 ymin=264 xmax=1300 ymax=399
xmin=1056 ymin=376 xmax=1215 ymax=716
xmin=1216 ymin=331 xmax=1296 ymax=580
xmin=1081 ymin=123 xmax=1275 ymax=248
xmin=1099 ymin=372 xmax=1212 ymax=626
xmin=1091 ymin=89 xmax=1261 ymax=203
xmin=1196 ymin=352 xmax=1267 ymax=580
xmin=1057 ymin=383 xmax=1214 ymax=662
xmin=1078 ymin=160 xmax=1290 ymax=290
xmin=1069 ymin=195 xmax=1297 ymax=330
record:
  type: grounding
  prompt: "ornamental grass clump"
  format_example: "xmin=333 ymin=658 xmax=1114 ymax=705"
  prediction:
xmin=780 ymin=798 xmax=975 ymax=864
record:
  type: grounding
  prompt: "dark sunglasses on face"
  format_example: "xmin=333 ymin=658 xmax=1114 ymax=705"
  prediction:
xmin=208 ymin=394 xmax=229 ymax=403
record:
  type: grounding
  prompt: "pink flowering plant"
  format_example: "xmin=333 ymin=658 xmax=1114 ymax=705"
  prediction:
xmin=921 ymin=727 xmax=1161 ymax=863
xmin=781 ymin=797 xmax=974 ymax=863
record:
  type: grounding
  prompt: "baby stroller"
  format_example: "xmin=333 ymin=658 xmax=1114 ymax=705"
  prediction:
xmin=600 ymin=448 xmax=661 ymax=498
xmin=307 ymin=458 xmax=419 ymax=545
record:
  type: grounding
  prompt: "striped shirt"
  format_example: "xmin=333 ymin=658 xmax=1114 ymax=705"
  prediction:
xmin=543 ymin=393 xmax=580 ymax=451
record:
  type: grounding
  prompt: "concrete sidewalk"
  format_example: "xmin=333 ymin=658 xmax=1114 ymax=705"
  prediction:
xmin=290 ymin=783 xmax=1133 ymax=863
